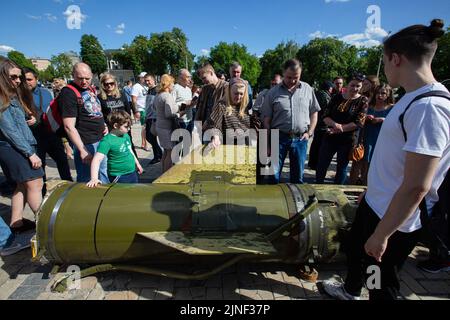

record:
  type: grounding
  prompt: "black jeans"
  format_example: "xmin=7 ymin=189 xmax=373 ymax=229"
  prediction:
xmin=308 ymin=129 xmax=326 ymax=171
xmin=34 ymin=127 xmax=73 ymax=182
xmin=145 ymin=119 xmax=162 ymax=160
xmin=344 ymin=198 xmax=421 ymax=300
xmin=316 ymin=136 xmax=352 ymax=184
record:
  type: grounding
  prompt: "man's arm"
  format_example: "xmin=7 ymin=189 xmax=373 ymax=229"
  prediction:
xmin=63 ymin=117 xmax=92 ymax=164
xmin=365 ymin=152 xmax=440 ymax=261
xmin=302 ymin=112 xmax=318 ymax=140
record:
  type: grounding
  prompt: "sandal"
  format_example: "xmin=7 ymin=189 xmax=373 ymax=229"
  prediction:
xmin=11 ymin=218 xmax=36 ymax=234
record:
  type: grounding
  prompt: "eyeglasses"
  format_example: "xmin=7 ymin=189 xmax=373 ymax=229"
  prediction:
xmin=9 ymin=74 xmax=22 ymax=81
xmin=103 ymin=82 xmax=115 ymax=87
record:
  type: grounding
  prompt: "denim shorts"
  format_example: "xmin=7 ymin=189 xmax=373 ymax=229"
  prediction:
xmin=108 ymin=171 xmax=138 ymax=184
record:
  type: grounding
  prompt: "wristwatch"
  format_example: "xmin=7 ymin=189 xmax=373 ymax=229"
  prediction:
xmin=307 ymin=131 xmax=314 ymax=138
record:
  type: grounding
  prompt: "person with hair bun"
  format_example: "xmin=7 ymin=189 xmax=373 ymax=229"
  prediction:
xmin=324 ymin=19 xmax=450 ymax=300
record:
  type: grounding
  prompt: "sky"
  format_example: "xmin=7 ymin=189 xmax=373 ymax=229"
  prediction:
xmin=0 ymin=0 xmax=449 ymax=60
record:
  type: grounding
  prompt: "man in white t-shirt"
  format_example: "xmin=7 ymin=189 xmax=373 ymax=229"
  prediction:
xmin=324 ymin=19 xmax=450 ymax=300
xmin=131 ymin=72 xmax=149 ymax=150
xmin=172 ymin=69 xmax=193 ymax=132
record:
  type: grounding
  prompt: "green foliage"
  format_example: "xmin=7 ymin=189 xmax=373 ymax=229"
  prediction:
xmin=433 ymin=27 xmax=450 ymax=82
xmin=297 ymin=38 xmax=361 ymax=87
xmin=39 ymin=65 xmax=56 ymax=82
xmin=208 ymin=42 xmax=261 ymax=87
xmin=50 ymin=53 xmax=73 ymax=79
xmin=257 ymin=40 xmax=300 ymax=90
xmin=7 ymin=51 xmax=37 ymax=72
xmin=148 ymin=27 xmax=194 ymax=75
xmin=80 ymin=34 xmax=107 ymax=75
xmin=114 ymin=28 xmax=194 ymax=77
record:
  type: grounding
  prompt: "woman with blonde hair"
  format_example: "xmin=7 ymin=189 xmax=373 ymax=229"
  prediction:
xmin=0 ymin=60 xmax=44 ymax=249
xmin=154 ymin=74 xmax=184 ymax=173
xmin=205 ymin=77 xmax=259 ymax=149
xmin=98 ymin=73 xmax=136 ymax=155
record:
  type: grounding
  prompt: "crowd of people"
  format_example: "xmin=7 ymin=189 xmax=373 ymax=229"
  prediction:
xmin=0 ymin=19 xmax=449 ymax=301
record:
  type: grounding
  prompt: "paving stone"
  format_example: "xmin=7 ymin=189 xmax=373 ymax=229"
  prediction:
xmin=400 ymin=272 xmax=428 ymax=294
xmin=402 ymin=263 xmax=428 ymax=279
xmin=21 ymin=273 xmax=51 ymax=287
xmin=66 ymin=289 xmax=92 ymax=300
xmin=113 ymin=274 xmax=131 ymax=290
xmin=222 ymin=288 xmax=241 ymax=300
xmin=0 ymin=274 xmax=28 ymax=300
xmin=222 ymin=274 xmax=238 ymax=289
xmin=205 ymin=275 xmax=221 ymax=288
xmin=287 ymin=283 xmax=306 ymax=299
xmin=80 ymin=276 xmax=98 ymax=291
xmin=418 ymin=280 xmax=450 ymax=294
xmin=300 ymin=280 xmax=322 ymax=298
xmin=256 ymin=287 xmax=274 ymax=300
xmin=8 ymin=285 xmax=46 ymax=300
xmin=417 ymin=294 xmax=450 ymax=300
xmin=399 ymin=281 xmax=421 ymax=300
xmin=238 ymin=288 xmax=259 ymax=300
xmin=282 ymin=272 xmax=301 ymax=286
xmin=206 ymin=287 xmax=223 ymax=300
xmin=272 ymin=284 xmax=289 ymax=299
xmin=86 ymin=284 xmax=106 ymax=300
xmin=139 ymin=288 xmax=157 ymax=300
xmin=104 ymin=291 xmax=139 ymax=300
xmin=263 ymin=271 xmax=284 ymax=283
xmin=173 ymin=288 xmax=191 ymax=300
xmin=127 ymin=274 xmax=160 ymax=288
xmin=189 ymin=286 xmax=206 ymax=300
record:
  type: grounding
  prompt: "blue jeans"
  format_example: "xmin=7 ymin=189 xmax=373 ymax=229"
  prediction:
xmin=316 ymin=136 xmax=352 ymax=185
xmin=73 ymin=142 xmax=108 ymax=184
xmin=109 ymin=171 xmax=138 ymax=184
xmin=271 ymin=133 xmax=308 ymax=184
xmin=0 ymin=217 xmax=12 ymax=249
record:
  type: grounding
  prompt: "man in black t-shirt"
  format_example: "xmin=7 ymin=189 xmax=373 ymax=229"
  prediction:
xmin=60 ymin=63 xmax=109 ymax=183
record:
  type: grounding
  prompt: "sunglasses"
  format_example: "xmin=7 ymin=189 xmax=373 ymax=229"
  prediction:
xmin=103 ymin=82 xmax=116 ymax=87
xmin=9 ymin=74 xmax=22 ymax=81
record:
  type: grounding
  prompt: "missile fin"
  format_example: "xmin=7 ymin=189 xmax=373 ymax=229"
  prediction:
xmin=137 ymin=232 xmax=278 ymax=256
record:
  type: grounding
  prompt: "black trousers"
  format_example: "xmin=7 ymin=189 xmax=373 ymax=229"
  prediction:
xmin=145 ymin=119 xmax=162 ymax=160
xmin=34 ymin=127 xmax=73 ymax=182
xmin=344 ymin=198 xmax=421 ymax=300
xmin=308 ymin=129 xmax=325 ymax=171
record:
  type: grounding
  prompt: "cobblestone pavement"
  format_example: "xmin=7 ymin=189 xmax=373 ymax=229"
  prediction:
xmin=1 ymin=123 xmax=449 ymax=300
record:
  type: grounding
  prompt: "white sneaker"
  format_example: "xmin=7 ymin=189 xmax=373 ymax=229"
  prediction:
xmin=322 ymin=279 xmax=361 ymax=300
xmin=0 ymin=230 xmax=34 ymax=257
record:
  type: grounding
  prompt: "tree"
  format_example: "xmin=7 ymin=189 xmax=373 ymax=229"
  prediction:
xmin=433 ymin=27 xmax=450 ymax=82
xmin=297 ymin=38 xmax=360 ymax=87
xmin=113 ymin=35 xmax=151 ymax=75
xmin=358 ymin=46 xmax=387 ymax=82
xmin=257 ymin=40 xmax=300 ymax=90
xmin=50 ymin=53 xmax=73 ymax=79
xmin=148 ymin=28 xmax=195 ymax=75
xmin=39 ymin=65 xmax=56 ymax=82
xmin=208 ymin=42 xmax=261 ymax=87
xmin=80 ymin=34 xmax=107 ymax=75
xmin=7 ymin=51 xmax=36 ymax=71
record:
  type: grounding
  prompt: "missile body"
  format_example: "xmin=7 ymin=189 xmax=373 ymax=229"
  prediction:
xmin=35 ymin=179 xmax=363 ymax=266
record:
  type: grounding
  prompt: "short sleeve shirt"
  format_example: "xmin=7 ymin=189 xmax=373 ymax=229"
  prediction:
xmin=97 ymin=133 xmax=136 ymax=177
xmin=261 ymin=81 xmax=321 ymax=133
xmin=59 ymin=83 xmax=105 ymax=145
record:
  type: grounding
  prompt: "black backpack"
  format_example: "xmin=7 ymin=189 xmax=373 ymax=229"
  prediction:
xmin=399 ymin=90 xmax=450 ymax=261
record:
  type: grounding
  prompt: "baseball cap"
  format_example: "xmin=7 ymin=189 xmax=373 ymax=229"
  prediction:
xmin=138 ymin=72 xmax=147 ymax=78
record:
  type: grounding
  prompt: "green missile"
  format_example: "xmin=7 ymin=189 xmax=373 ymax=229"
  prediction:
xmin=34 ymin=179 xmax=364 ymax=266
